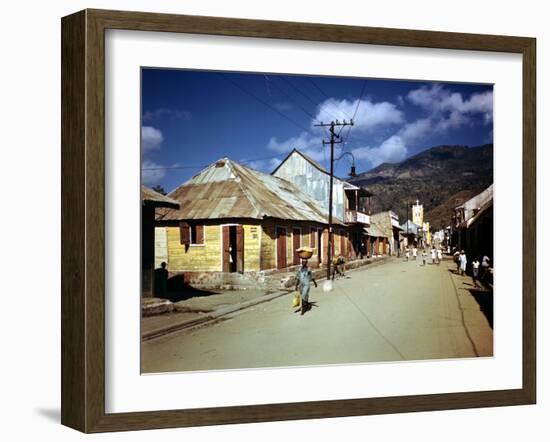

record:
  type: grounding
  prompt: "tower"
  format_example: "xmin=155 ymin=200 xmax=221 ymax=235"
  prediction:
xmin=412 ymin=199 xmax=423 ymax=226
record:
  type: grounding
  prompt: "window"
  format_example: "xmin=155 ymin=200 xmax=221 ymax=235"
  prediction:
xmin=179 ymin=222 xmax=204 ymax=245
xmin=310 ymin=227 xmax=317 ymax=248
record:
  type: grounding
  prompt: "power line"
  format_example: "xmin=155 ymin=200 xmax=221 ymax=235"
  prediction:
xmin=265 ymin=75 xmax=319 ymax=122
xmin=142 ymin=151 xmax=290 ymax=171
xmin=141 ymin=165 xmax=207 ymax=171
xmin=340 ymin=80 xmax=368 ymax=142
xmin=308 ymin=78 xmax=353 ymax=120
xmin=279 ymin=76 xmax=340 ymax=122
xmin=219 ymin=73 xmax=310 ymax=132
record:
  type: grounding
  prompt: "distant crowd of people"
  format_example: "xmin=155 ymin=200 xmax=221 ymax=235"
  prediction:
xmin=402 ymin=245 xmax=492 ymax=288
xmin=452 ymin=249 xmax=492 ymax=287
xmin=403 ymin=245 xmax=443 ymax=266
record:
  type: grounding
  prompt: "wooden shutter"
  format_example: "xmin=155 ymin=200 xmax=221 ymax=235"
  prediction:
xmin=292 ymin=228 xmax=301 ymax=265
xmin=196 ymin=225 xmax=204 ymax=244
xmin=276 ymin=227 xmax=287 ymax=269
xmin=179 ymin=222 xmax=190 ymax=245
xmin=310 ymin=228 xmax=316 ymax=248
xmin=222 ymin=226 xmax=230 ymax=272
xmin=236 ymin=225 xmax=244 ymax=273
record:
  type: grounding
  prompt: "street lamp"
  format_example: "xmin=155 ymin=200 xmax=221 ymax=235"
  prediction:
xmin=335 ymin=151 xmax=357 ymax=177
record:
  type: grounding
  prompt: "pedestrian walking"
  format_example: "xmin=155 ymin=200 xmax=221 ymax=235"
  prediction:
xmin=422 ymin=249 xmax=427 ymax=266
xmin=437 ymin=248 xmax=442 ymax=266
xmin=413 ymin=246 xmax=418 ymax=261
xmin=430 ymin=247 xmax=436 ymax=265
xmin=405 ymin=246 xmax=410 ymax=261
xmin=453 ymin=250 xmax=460 ymax=273
xmin=295 ymin=259 xmax=317 ymax=316
xmin=459 ymin=250 xmax=467 ymax=276
xmin=472 ymin=258 xmax=480 ymax=287
xmin=331 ymin=254 xmax=346 ymax=280
xmin=480 ymin=254 xmax=491 ymax=281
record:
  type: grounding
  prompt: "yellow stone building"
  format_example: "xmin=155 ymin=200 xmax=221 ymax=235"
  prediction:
xmin=412 ymin=199 xmax=424 ymax=226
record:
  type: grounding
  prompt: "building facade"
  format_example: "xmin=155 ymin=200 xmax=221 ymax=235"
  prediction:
xmin=452 ymin=185 xmax=493 ymax=260
xmin=155 ymin=158 xmax=349 ymax=284
xmin=370 ymin=211 xmax=402 ymax=256
xmin=272 ymin=149 xmax=372 ymax=259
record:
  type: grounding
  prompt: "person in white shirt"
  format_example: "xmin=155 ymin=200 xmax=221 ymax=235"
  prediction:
xmin=480 ymin=255 xmax=491 ymax=281
xmin=405 ymin=246 xmax=410 ymax=261
xmin=430 ymin=247 xmax=436 ymax=264
xmin=437 ymin=248 xmax=443 ymax=266
xmin=459 ymin=250 xmax=467 ymax=276
xmin=421 ymin=249 xmax=427 ymax=266
xmin=412 ymin=247 xmax=418 ymax=261
xmin=472 ymin=258 xmax=480 ymax=287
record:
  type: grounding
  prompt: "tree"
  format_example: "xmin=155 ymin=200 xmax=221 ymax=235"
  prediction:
xmin=152 ymin=184 xmax=166 ymax=195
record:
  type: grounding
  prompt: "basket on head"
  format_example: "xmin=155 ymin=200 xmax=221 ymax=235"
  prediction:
xmin=297 ymin=247 xmax=313 ymax=259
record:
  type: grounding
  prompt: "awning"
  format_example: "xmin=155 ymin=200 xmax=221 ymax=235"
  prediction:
xmin=363 ymin=225 xmax=388 ymax=238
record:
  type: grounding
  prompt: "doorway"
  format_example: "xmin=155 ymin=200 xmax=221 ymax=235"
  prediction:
xmin=222 ymin=225 xmax=244 ymax=273
xmin=317 ymin=229 xmax=323 ymax=264
xmin=276 ymin=227 xmax=287 ymax=269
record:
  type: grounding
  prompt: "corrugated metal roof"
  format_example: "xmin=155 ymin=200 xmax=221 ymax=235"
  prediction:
xmin=158 ymin=158 xmax=341 ymax=224
xmin=463 ymin=198 xmax=493 ymax=229
xmin=456 ymin=184 xmax=493 ymax=217
xmin=364 ymin=224 xmax=388 ymax=238
xmin=141 ymin=185 xmax=180 ymax=208
xmin=400 ymin=220 xmax=421 ymax=235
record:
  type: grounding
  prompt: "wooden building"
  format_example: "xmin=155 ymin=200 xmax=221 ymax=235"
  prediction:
xmin=141 ymin=186 xmax=179 ymax=297
xmin=370 ymin=211 xmax=403 ymax=256
xmin=272 ymin=148 xmax=372 ymax=259
xmin=452 ymin=185 xmax=493 ymax=260
xmin=155 ymin=158 xmax=345 ymax=282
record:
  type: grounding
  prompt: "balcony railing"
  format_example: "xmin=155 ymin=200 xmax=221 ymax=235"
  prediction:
xmin=345 ymin=209 xmax=370 ymax=225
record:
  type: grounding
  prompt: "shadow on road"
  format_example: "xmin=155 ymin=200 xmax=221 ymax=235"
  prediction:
xmin=469 ymin=288 xmax=494 ymax=329
xmin=164 ymin=276 xmax=221 ymax=302
xmin=293 ymin=301 xmax=319 ymax=315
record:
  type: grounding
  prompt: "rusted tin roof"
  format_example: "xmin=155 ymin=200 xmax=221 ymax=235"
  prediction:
xmin=158 ymin=158 xmax=342 ymax=225
xmin=461 ymin=198 xmax=493 ymax=229
xmin=364 ymin=223 xmax=388 ymax=238
xmin=141 ymin=185 xmax=180 ymax=209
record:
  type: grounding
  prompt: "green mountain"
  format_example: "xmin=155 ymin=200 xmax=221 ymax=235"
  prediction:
xmin=349 ymin=144 xmax=493 ymax=230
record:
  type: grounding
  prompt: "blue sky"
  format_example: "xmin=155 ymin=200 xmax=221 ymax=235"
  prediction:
xmin=141 ymin=69 xmax=493 ymax=192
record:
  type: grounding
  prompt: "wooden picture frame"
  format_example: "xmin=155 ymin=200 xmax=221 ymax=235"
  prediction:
xmin=61 ymin=9 xmax=536 ymax=433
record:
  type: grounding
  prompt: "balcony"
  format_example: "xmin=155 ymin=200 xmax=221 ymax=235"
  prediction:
xmin=345 ymin=209 xmax=370 ymax=225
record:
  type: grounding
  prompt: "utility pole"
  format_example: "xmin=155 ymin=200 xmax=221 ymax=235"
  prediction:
xmin=314 ymin=119 xmax=354 ymax=280
xmin=406 ymin=200 xmax=409 ymax=235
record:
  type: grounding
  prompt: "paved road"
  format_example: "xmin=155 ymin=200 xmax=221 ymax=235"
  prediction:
xmin=141 ymin=257 xmax=493 ymax=373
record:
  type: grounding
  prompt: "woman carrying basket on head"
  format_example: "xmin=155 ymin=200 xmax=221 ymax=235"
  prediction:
xmin=295 ymin=248 xmax=317 ymax=316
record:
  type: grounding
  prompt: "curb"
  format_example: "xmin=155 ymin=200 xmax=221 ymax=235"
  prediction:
xmin=142 ymin=256 xmax=394 ymax=341
xmin=142 ymin=289 xmax=293 ymax=341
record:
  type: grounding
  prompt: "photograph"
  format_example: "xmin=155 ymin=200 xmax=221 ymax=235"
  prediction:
xmin=140 ymin=68 xmax=494 ymax=374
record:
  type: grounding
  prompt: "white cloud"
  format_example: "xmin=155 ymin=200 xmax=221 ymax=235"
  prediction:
xmin=267 ymin=131 xmax=323 ymax=153
xmin=399 ymin=118 xmax=432 ymax=142
xmin=352 ymin=135 xmax=408 ymax=167
xmin=314 ymin=98 xmax=403 ymax=131
xmin=141 ymin=126 xmax=164 ymax=153
xmin=402 ymin=84 xmax=493 ymax=143
xmin=407 ymin=84 xmax=493 ymax=121
xmin=243 ymin=158 xmax=283 ymax=173
xmin=141 ymin=160 xmax=166 ymax=186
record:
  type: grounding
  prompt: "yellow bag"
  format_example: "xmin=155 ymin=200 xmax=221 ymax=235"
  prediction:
xmin=292 ymin=292 xmax=300 ymax=308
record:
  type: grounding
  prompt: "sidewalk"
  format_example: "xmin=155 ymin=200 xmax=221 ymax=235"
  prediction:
xmin=444 ymin=258 xmax=493 ymax=356
xmin=142 ymin=255 xmax=393 ymax=341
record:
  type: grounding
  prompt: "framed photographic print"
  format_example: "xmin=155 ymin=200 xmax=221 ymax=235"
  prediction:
xmin=61 ymin=9 xmax=536 ymax=433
